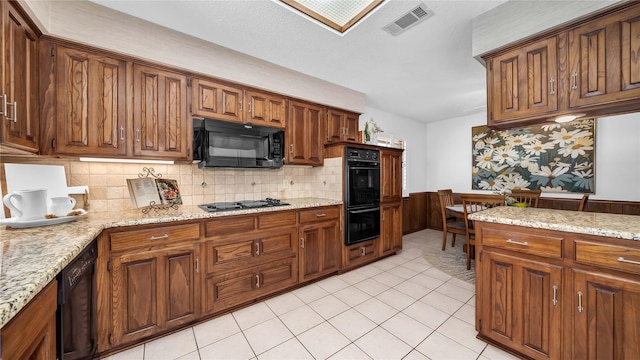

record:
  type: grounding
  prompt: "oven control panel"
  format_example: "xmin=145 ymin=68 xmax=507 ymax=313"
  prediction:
xmin=346 ymin=147 xmax=379 ymax=163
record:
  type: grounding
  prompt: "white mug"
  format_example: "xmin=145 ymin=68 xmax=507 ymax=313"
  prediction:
xmin=3 ymin=189 xmax=48 ymax=220
xmin=48 ymin=196 xmax=77 ymax=216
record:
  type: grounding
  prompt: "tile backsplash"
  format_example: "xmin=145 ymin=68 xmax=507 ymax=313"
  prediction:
xmin=1 ymin=157 xmax=342 ymax=213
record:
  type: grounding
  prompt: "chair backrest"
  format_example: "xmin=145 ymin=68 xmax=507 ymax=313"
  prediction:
xmin=437 ymin=189 xmax=455 ymax=223
xmin=510 ymin=189 xmax=541 ymax=208
xmin=460 ymin=194 xmax=505 ymax=237
xmin=578 ymin=194 xmax=589 ymax=211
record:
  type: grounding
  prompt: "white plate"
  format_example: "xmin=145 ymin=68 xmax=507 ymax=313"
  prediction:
xmin=1 ymin=209 xmax=88 ymax=229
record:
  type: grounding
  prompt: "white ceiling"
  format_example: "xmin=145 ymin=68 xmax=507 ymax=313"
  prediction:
xmin=92 ymin=0 xmax=507 ymax=123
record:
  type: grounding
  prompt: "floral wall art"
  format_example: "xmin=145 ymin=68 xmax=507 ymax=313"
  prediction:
xmin=472 ymin=119 xmax=595 ymax=193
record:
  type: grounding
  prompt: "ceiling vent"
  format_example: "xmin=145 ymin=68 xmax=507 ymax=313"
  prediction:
xmin=382 ymin=3 xmax=434 ymax=36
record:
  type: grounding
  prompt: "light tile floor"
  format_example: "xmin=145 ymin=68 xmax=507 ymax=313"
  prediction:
xmin=104 ymin=230 xmax=520 ymax=360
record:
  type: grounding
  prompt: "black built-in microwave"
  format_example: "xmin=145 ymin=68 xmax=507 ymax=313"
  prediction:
xmin=193 ymin=118 xmax=284 ymax=169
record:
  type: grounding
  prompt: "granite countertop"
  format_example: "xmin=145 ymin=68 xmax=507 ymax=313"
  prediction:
xmin=0 ymin=197 xmax=341 ymax=329
xmin=468 ymin=206 xmax=640 ymax=241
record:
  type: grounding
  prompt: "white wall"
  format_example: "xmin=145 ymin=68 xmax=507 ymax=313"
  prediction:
xmin=359 ymin=106 xmax=428 ymax=196
xmin=425 ymin=112 xmax=640 ymax=202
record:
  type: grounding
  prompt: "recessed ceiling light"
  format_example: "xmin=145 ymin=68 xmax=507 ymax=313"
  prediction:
xmin=280 ymin=0 xmax=385 ymax=33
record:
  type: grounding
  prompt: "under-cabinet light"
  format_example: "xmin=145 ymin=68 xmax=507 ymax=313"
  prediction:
xmin=79 ymin=157 xmax=174 ymax=165
xmin=554 ymin=113 xmax=585 ymax=123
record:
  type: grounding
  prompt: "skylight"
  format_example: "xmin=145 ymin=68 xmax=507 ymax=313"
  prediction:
xmin=280 ymin=0 xmax=384 ymax=33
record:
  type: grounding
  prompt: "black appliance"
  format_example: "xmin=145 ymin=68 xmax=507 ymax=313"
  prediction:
xmin=344 ymin=147 xmax=381 ymax=246
xmin=193 ymin=118 xmax=285 ymax=169
xmin=199 ymin=198 xmax=290 ymax=212
xmin=57 ymin=239 xmax=97 ymax=360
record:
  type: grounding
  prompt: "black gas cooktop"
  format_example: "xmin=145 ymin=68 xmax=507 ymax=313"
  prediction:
xmin=198 ymin=198 xmax=290 ymax=212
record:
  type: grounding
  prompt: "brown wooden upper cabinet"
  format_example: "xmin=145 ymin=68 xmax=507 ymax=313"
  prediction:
xmin=0 ymin=0 xmax=39 ymax=154
xmin=191 ymin=77 xmax=286 ymax=128
xmin=567 ymin=5 xmax=640 ymax=108
xmin=325 ymin=108 xmax=359 ymax=143
xmin=484 ymin=2 xmax=640 ymax=128
xmin=287 ymin=99 xmax=324 ymax=166
xmin=487 ymin=36 xmax=559 ymax=125
xmin=42 ymin=43 xmax=127 ymax=156
xmin=133 ymin=64 xmax=190 ymax=160
xmin=380 ymin=148 xmax=403 ymax=203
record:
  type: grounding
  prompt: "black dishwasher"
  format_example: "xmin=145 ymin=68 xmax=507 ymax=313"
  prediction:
xmin=57 ymin=239 xmax=97 ymax=360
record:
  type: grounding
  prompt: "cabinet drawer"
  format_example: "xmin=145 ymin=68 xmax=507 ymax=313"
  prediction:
xmin=258 ymin=211 xmax=297 ymax=229
xmin=482 ymin=227 xmax=564 ymax=259
xmin=575 ymin=240 xmax=640 ymax=275
xmin=111 ymin=223 xmax=200 ymax=252
xmin=299 ymin=206 xmax=340 ymax=223
xmin=205 ymin=216 xmax=256 ymax=238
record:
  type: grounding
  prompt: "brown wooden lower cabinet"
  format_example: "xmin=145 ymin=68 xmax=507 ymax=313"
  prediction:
xmin=381 ymin=201 xmax=403 ymax=256
xmin=475 ymin=221 xmax=640 ymax=360
xmin=343 ymin=239 xmax=378 ymax=270
xmin=0 ymin=280 xmax=57 ymax=360
xmin=299 ymin=206 xmax=341 ymax=282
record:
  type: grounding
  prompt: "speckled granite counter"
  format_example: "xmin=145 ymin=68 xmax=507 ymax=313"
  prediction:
xmin=468 ymin=207 xmax=640 ymax=241
xmin=0 ymin=197 xmax=341 ymax=329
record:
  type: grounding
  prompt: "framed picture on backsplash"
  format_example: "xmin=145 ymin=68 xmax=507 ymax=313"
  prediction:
xmin=471 ymin=118 xmax=595 ymax=194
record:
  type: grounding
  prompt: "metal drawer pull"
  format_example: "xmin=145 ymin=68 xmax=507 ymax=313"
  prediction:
xmin=195 ymin=259 xmax=199 ymax=273
xmin=316 ymin=213 xmax=327 ymax=217
xmin=300 ymin=237 xmax=305 ymax=249
xmin=552 ymin=285 xmax=558 ymax=306
xmin=255 ymin=242 xmax=260 ymax=255
xmin=7 ymin=101 xmax=17 ymax=122
xmin=506 ymin=239 xmax=529 ymax=246
xmin=135 ymin=128 xmax=141 ymax=142
xmin=289 ymin=144 xmax=293 ymax=153
xmin=617 ymin=257 xmax=640 ymax=265
xmin=360 ymin=247 xmax=366 ymax=257
xmin=0 ymin=94 xmax=6 ymax=116
xmin=120 ymin=126 xmax=125 ymax=141
xmin=549 ymin=78 xmax=555 ymax=95
xmin=577 ymin=291 xmax=583 ymax=313
xmin=149 ymin=234 xmax=169 ymax=240
xmin=571 ymin=71 xmax=578 ymax=90
xmin=255 ymin=274 xmax=260 ymax=288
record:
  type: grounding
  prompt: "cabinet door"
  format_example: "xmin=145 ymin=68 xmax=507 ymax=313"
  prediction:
xmin=381 ymin=150 xmax=403 ymax=202
xmin=344 ymin=240 xmax=378 ymax=269
xmin=111 ymin=244 xmax=200 ymax=346
xmin=478 ymin=250 xmax=562 ymax=359
xmin=1 ymin=1 xmax=39 ymax=153
xmin=299 ymin=220 xmax=341 ymax=282
xmin=573 ymin=269 xmax=640 ymax=359
xmin=192 ymin=78 xmax=243 ymax=123
xmin=344 ymin=112 xmax=359 ymax=142
xmin=488 ymin=36 xmax=558 ymax=124
xmin=380 ymin=202 xmax=402 ymax=256
xmin=244 ymin=90 xmax=286 ymax=128
xmin=287 ymin=100 xmax=323 ymax=166
xmin=133 ymin=64 xmax=189 ymax=159
xmin=568 ymin=6 xmax=640 ymax=108
xmin=325 ymin=109 xmax=344 ymax=143
xmin=53 ymin=46 xmax=126 ymax=156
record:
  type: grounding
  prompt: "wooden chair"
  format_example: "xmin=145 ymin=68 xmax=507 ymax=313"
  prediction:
xmin=510 ymin=189 xmax=541 ymax=208
xmin=460 ymin=194 xmax=505 ymax=270
xmin=437 ymin=189 xmax=466 ymax=251
xmin=578 ymin=194 xmax=589 ymax=211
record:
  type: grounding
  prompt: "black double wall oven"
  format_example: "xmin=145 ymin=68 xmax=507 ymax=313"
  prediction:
xmin=344 ymin=147 xmax=381 ymax=246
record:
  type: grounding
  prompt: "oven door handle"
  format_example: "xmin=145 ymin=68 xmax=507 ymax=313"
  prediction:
xmin=349 ymin=166 xmax=380 ymax=171
xmin=349 ymin=207 xmax=380 ymax=214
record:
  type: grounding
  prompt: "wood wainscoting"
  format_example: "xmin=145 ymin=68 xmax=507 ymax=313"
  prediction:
xmin=408 ymin=192 xmax=640 ymax=233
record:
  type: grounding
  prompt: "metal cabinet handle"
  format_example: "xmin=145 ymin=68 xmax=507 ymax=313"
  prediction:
xmin=617 ymin=257 xmax=640 ymax=265
xmin=255 ymin=242 xmax=260 ymax=256
xmin=289 ymin=144 xmax=293 ymax=153
xmin=255 ymin=274 xmax=260 ymax=288
xmin=135 ymin=128 xmax=141 ymax=142
xmin=120 ymin=126 xmax=125 ymax=141
xmin=571 ymin=71 xmax=578 ymax=90
xmin=552 ymin=285 xmax=558 ymax=306
xmin=0 ymin=94 xmax=6 ymax=116
xmin=7 ymin=101 xmax=17 ymax=122
xmin=549 ymin=78 xmax=555 ymax=95
xmin=195 ymin=258 xmax=199 ymax=273
xmin=360 ymin=247 xmax=366 ymax=257
xmin=300 ymin=237 xmax=305 ymax=249
xmin=316 ymin=213 xmax=327 ymax=217
xmin=577 ymin=291 xmax=584 ymax=313
xmin=248 ymin=102 xmax=252 ymax=113
xmin=239 ymin=99 xmax=243 ymax=112
xmin=506 ymin=239 xmax=529 ymax=246
xmin=149 ymin=234 xmax=169 ymax=240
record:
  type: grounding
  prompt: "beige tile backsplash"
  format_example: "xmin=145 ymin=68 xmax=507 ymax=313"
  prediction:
xmin=1 ymin=157 xmax=343 ymax=213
